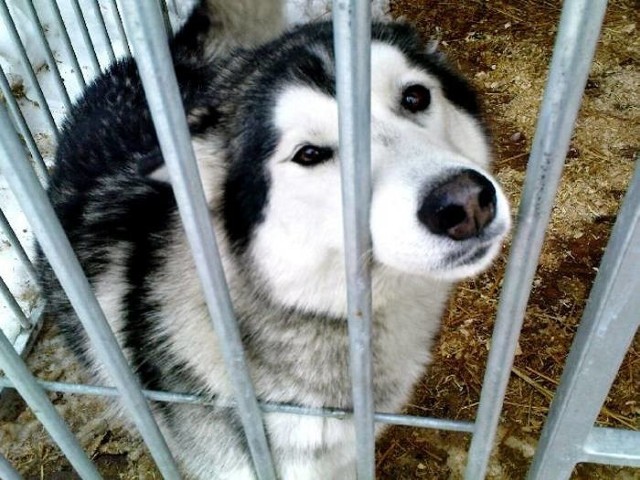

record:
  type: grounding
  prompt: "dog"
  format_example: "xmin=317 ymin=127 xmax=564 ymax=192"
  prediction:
xmin=37 ymin=0 xmax=510 ymax=478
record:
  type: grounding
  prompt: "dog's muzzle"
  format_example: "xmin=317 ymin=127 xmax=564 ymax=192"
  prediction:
xmin=417 ymin=169 xmax=497 ymax=241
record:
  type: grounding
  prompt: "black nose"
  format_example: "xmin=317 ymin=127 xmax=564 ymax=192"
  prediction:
xmin=418 ymin=169 xmax=497 ymax=241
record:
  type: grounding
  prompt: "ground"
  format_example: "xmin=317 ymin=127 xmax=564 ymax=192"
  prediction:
xmin=0 ymin=0 xmax=638 ymax=478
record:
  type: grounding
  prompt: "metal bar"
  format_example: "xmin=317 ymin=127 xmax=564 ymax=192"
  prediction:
xmin=0 ymin=451 xmax=22 ymax=480
xmin=527 ymin=163 xmax=640 ymax=480
xmin=117 ymin=2 xmax=277 ymax=479
xmin=0 ymin=66 xmax=49 ymax=180
xmin=109 ymin=0 xmax=131 ymax=57
xmin=465 ymin=1 xmax=609 ymax=478
xmin=0 ymin=330 xmax=100 ymax=479
xmin=45 ymin=0 xmax=86 ymax=89
xmin=0 ymin=209 xmax=39 ymax=285
xmin=87 ymin=0 xmax=116 ymax=65
xmin=0 ymin=276 xmax=30 ymax=330
xmin=0 ymin=0 xmax=59 ymax=135
xmin=158 ymin=0 xmax=173 ymax=36
xmin=333 ymin=2 xmax=375 ymax=479
xmin=0 ymin=104 xmax=181 ymax=480
xmin=22 ymin=0 xmax=73 ymax=111
xmin=69 ymin=0 xmax=102 ymax=76
xmin=0 ymin=377 xmax=477 ymax=432
xmin=581 ymin=428 xmax=640 ymax=467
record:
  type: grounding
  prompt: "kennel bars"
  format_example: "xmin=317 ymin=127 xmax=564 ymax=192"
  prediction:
xmin=0 ymin=0 xmax=638 ymax=479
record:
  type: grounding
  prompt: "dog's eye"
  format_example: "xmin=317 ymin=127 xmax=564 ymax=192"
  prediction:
xmin=401 ymin=84 xmax=431 ymax=113
xmin=292 ymin=145 xmax=333 ymax=166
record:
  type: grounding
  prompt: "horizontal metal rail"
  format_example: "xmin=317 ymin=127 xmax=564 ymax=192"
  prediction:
xmin=0 ymin=103 xmax=181 ymax=480
xmin=581 ymin=428 xmax=640 ymax=467
xmin=0 ymin=376 xmax=477 ymax=433
xmin=118 ymin=2 xmax=276 ymax=479
xmin=465 ymin=0 xmax=609 ymax=478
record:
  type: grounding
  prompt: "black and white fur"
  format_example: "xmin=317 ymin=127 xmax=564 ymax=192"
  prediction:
xmin=38 ymin=1 xmax=510 ymax=478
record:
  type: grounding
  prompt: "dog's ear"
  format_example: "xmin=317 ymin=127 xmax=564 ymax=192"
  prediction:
xmin=136 ymin=149 xmax=170 ymax=183
xmin=135 ymin=138 xmax=225 ymax=206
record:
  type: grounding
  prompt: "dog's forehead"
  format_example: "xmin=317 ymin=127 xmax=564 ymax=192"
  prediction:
xmin=272 ymin=41 xmax=442 ymax=140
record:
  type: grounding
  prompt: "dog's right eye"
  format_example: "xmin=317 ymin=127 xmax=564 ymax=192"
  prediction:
xmin=401 ymin=84 xmax=431 ymax=113
xmin=292 ymin=145 xmax=333 ymax=166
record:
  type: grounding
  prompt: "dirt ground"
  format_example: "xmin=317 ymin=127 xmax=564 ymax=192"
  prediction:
xmin=1 ymin=0 xmax=638 ymax=479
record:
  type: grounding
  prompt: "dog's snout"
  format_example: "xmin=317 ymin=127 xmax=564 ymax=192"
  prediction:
xmin=418 ymin=170 xmax=497 ymax=241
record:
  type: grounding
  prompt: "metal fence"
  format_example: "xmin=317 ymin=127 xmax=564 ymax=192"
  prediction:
xmin=0 ymin=0 xmax=638 ymax=479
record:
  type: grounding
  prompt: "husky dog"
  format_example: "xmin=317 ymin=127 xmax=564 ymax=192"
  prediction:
xmin=38 ymin=0 xmax=510 ymax=478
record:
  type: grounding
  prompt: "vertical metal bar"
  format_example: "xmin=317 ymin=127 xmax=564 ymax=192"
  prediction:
xmin=117 ymin=2 xmax=277 ymax=479
xmin=464 ymin=1 xmax=608 ymax=478
xmin=0 ymin=0 xmax=59 ymax=135
xmin=527 ymin=164 xmax=640 ymax=480
xmin=333 ymin=1 xmax=375 ymax=479
xmin=44 ymin=0 xmax=86 ymax=89
xmin=87 ymin=0 xmax=117 ymax=65
xmin=0 ymin=451 xmax=23 ymax=480
xmin=0 ymin=276 xmax=31 ymax=329
xmin=0 ymin=104 xmax=181 ymax=480
xmin=0 ymin=66 xmax=48 ymax=180
xmin=21 ymin=0 xmax=73 ymax=111
xmin=0 ymin=209 xmax=39 ymax=284
xmin=0 ymin=329 xmax=100 ymax=479
xmin=109 ymin=0 xmax=131 ymax=57
xmin=158 ymin=0 xmax=173 ymax=36
xmin=68 ymin=0 xmax=102 ymax=76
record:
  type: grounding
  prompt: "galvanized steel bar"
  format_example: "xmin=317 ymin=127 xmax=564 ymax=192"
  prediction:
xmin=69 ymin=0 xmax=102 ymax=76
xmin=118 ymin=2 xmax=276 ymax=479
xmin=465 ymin=1 xmax=609 ymax=478
xmin=45 ymin=0 xmax=86 ymax=89
xmin=527 ymin=163 xmax=640 ymax=479
xmin=581 ymin=428 xmax=640 ymax=467
xmin=88 ymin=0 xmax=116 ymax=65
xmin=0 ymin=451 xmax=22 ymax=480
xmin=0 ymin=376 xmax=477 ymax=432
xmin=0 ymin=66 xmax=49 ymax=180
xmin=333 ymin=1 xmax=375 ymax=478
xmin=159 ymin=0 xmax=173 ymax=36
xmin=0 ymin=104 xmax=181 ymax=480
xmin=0 ymin=209 xmax=39 ymax=284
xmin=109 ymin=0 xmax=131 ymax=57
xmin=0 ymin=0 xmax=59 ymax=135
xmin=22 ymin=0 xmax=73 ymax=111
xmin=1 ymin=206 xmax=37 ymax=293
xmin=0 ymin=276 xmax=30 ymax=330
xmin=0 ymin=329 xmax=100 ymax=479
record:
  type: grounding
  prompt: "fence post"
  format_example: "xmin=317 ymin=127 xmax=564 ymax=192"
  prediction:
xmin=527 ymin=164 xmax=640 ymax=479
xmin=464 ymin=0 xmax=608 ymax=478
xmin=333 ymin=1 xmax=375 ymax=478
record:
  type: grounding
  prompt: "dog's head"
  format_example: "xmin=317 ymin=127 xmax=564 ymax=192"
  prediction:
xmin=187 ymin=22 xmax=511 ymax=315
